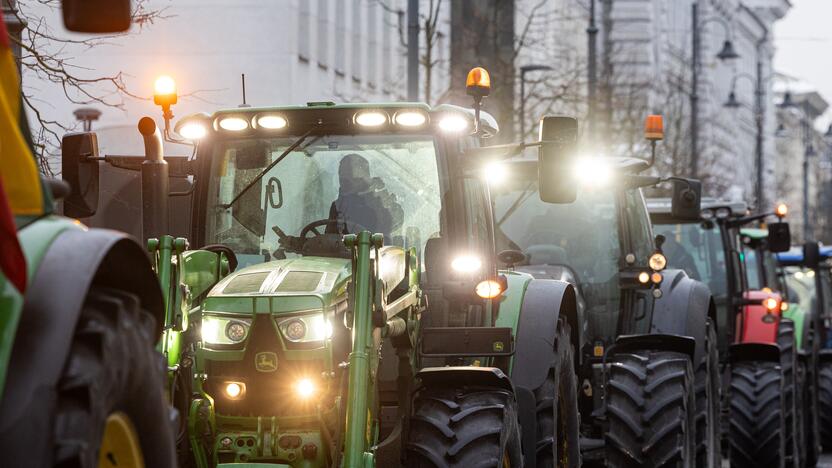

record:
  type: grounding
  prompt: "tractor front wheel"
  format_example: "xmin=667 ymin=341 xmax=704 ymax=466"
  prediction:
xmin=818 ymin=361 xmax=832 ymax=451
xmin=694 ymin=320 xmax=721 ymax=468
xmin=404 ymin=385 xmax=523 ymax=467
xmin=778 ymin=319 xmax=803 ymax=467
xmin=52 ymin=287 xmax=176 ymax=468
xmin=605 ymin=351 xmax=696 ymax=467
xmin=727 ymin=361 xmax=786 ymax=468
xmin=533 ymin=319 xmax=581 ymax=467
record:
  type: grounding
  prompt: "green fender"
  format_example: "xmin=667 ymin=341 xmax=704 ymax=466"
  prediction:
xmin=783 ymin=303 xmax=809 ymax=351
xmin=0 ymin=216 xmax=82 ymax=398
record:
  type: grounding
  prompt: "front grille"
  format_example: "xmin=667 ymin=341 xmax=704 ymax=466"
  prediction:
xmin=206 ymin=315 xmax=328 ymax=417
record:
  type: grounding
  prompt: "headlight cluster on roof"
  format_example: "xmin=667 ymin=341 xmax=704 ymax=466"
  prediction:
xmin=173 ymin=108 xmax=477 ymax=141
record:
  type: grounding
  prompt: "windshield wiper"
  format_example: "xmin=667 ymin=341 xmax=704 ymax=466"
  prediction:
xmin=496 ymin=181 xmax=535 ymax=227
xmin=221 ymin=129 xmax=314 ymax=209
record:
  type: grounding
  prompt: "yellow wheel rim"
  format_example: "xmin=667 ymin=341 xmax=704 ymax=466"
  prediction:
xmin=98 ymin=412 xmax=145 ymax=468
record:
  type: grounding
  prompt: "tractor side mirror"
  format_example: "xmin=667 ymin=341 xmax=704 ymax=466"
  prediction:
xmin=766 ymin=223 xmax=791 ymax=253
xmin=61 ymin=132 xmax=100 ymax=218
xmin=537 ymin=116 xmax=578 ymax=204
xmin=423 ymin=237 xmax=448 ymax=286
xmin=803 ymin=240 xmax=820 ymax=268
xmin=61 ymin=0 xmax=132 ymax=33
xmin=670 ymin=178 xmax=701 ymax=221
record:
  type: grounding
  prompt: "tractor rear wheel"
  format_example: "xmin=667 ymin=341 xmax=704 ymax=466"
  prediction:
xmin=694 ymin=320 xmax=721 ymax=468
xmin=778 ymin=319 xmax=802 ymax=467
xmin=405 ymin=385 xmax=523 ymax=467
xmin=533 ymin=319 xmax=581 ymax=467
xmin=53 ymin=287 xmax=176 ymax=468
xmin=727 ymin=361 xmax=786 ymax=468
xmin=605 ymin=351 xmax=696 ymax=467
xmin=818 ymin=361 xmax=832 ymax=451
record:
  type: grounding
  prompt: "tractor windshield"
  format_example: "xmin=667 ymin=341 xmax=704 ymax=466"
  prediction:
xmin=653 ymin=222 xmax=728 ymax=299
xmin=206 ymin=134 xmax=442 ymax=268
xmin=494 ymin=182 xmax=621 ymax=317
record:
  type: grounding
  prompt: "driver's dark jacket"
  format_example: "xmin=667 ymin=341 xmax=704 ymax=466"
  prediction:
xmin=328 ymin=189 xmax=403 ymax=239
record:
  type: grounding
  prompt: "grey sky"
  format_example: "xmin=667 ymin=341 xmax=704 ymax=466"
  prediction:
xmin=774 ymin=0 xmax=832 ymax=130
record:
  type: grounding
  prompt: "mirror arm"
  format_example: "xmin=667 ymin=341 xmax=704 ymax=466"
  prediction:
xmin=727 ymin=211 xmax=775 ymax=227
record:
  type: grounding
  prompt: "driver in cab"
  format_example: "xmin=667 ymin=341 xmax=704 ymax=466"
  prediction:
xmin=328 ymin=153 xmax=403 ymax=241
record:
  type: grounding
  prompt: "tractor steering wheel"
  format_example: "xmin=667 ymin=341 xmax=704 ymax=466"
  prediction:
xmin=299 ymin=218 xmax=370 ymax=238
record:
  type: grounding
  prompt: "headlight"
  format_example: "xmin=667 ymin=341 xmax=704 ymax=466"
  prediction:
xmin=355 ymin=111 xmax=388 ymax=127
xmin=573 ymin=158 xmax=611 ymax=187
xmin=277 ymin=312 xmax=333 ymax=343
xmin=255 ymin=114 xmax=287 ymax=129
xmin=483 ymin=162 xmax=506 ymax=185
xmin=451 ymin=255 xmax=482 ymax=274
xmin=437 ymin=114 xmax=468 ymax=133
xmin=218 ymin=116 xmax=249 ymax=131
xmin=394 ymin=110 xmax=427 ymax=127
xmin=763 ymin=297 xmax=778 ymax=312
xmin=295 ymin=378 xmax=316 ymax=399
xmin=176 ymin=122 xmax=207 ymax=140
xmin=201 ymin=316 xmax=252 ymax=345
xmin=223 ymin=381 xmax=246 ymax=400
xmin=649 ymin=252 xmax=667 ymax=271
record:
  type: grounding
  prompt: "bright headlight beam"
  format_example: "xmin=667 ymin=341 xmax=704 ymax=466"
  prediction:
xmin=451 ymin=255 xmax=482 ymax=274
xmin=438 ymin=115 xmax=468 ymax=133
xmin=296 ymin=378 xmax=316 ymax=399
xmin=219 ymin=117 xmax=249 ymax=131
xmin=573 ymin=158 xmax=611 ymax=187
xmin=355 ymin=111 xmax=387 ymax=127
xmin=394 ymin=111 xmax=427 ymax=127
xmin=483 ymin=162 xmax=507 ymax=185
xmin=256 ymin=115 xmax=287 ymax=129
xmin=178 ymin=122 xmax=207 ymax=140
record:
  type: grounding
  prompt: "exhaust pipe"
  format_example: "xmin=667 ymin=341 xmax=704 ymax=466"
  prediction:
xmin=138 ymin=117 xmax=169 ymax=241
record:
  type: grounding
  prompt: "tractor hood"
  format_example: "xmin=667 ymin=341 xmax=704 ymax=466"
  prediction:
xmin=205 ymin=247 xmax=408 ymax=312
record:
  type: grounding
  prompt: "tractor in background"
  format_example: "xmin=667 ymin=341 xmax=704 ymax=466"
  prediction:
xmin=491 ymin=116 xmax=716 ymax=467
xmin=61 ymin=68 xmax=586 ymax=467
xmin=777 ymin=242 xmax=832 ymax=463
xmin=648 ymin=199 xmax=807 ymax=468
xmin=0 ymin=1 xmax=176 ymax=467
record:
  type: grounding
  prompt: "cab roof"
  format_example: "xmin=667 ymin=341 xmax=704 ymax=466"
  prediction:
xmin=777 ymin=245 xmax=832 ymax=265
xmin=647 ymin=197 xmax=748 ymax=222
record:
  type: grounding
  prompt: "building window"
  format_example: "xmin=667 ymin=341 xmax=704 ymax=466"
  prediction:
xmin=298 ymin=1 xmax=311 ymax=63
xmin=317 ymin=0 xmax=329 ymax=69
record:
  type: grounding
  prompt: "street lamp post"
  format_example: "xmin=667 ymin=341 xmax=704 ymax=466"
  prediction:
xmin=690 ymin=1 xmax=739 ymax=178
xmin=587 ymin=0 xmax=598 ymax=141
xmin=780 ymin=92 xmax=817 ymax=240
xmin=724 ymin=69 xmax=767 ymax=210
xmin=519 ymin=64 xmax=553 ymax=139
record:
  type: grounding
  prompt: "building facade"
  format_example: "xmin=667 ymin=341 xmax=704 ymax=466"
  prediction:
xmin=18 ymin=0 xmax=412 ymax=156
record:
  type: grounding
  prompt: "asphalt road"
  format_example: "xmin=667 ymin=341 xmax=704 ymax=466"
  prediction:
xmin=820 ymin=454 xmax=832 ymax=467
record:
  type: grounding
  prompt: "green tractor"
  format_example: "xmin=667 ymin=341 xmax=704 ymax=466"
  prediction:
xmin=490 ymin=117 xmax=717 ymax=467
xmin=61 ymin=68 xmax=586 ymax=467
xmin=0 ymin=2 xmax=176 ymax=467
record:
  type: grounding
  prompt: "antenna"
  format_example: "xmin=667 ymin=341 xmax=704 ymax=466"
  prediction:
xmin=239 ymin=73 xmax=250 ymax=108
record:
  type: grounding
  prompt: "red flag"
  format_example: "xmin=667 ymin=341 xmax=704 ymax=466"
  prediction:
xmin=0 ymin=178 xmax=26 ymax=292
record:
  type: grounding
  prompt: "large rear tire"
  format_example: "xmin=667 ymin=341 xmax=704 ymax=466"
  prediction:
xmin=53 ymin=287 xmax=176 ymax=468
xmin=533 ymin=319 xmax=581 ymax=468
xmin=405 ymin=385 xmax=523 ymax=467
xmin=778 ymin=319 xmax=802 ymax=467
xmin=727 ymin=361 xmax=786 ymax=468
xmin=605 ymin=351 xmax=696 ymax=467
xmin=818 ymin=362 xmax=832 ymax=451
xmin=694 ymin=321 xmax=721 ymax=468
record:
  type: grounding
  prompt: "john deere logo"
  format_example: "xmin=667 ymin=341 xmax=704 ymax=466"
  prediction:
xmin=493 ymin=341 xmax=505 ymax=352
xmin=255 ymin=352 xmax=278 ymax=372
